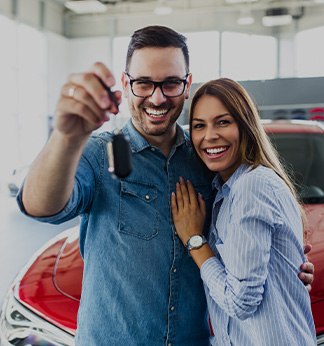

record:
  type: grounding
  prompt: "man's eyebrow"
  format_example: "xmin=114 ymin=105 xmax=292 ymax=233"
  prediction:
xmin=192 ymin=113 xmax=231 ymax=122
xmin=133 ymin=75 xmax=185 ymax=81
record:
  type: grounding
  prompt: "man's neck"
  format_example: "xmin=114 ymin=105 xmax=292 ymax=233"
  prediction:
xmin=131 ymin=120 xmax=178 ymax=157
xmin=147 ymin=130 xmax=177 ymax=157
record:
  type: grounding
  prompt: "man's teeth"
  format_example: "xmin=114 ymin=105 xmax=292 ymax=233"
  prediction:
xmin=206 ymin=147 xmax=227 ymax=154
xmin=146 ymin=109 xmax=168 ymax=118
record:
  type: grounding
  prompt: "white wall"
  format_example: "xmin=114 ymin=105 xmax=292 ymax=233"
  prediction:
xmin=47 ymin=31 xmax=69 ymax=116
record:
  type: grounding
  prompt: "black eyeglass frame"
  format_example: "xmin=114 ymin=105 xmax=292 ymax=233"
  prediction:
xmin=125 ymin=73 xmax=190 ymax=98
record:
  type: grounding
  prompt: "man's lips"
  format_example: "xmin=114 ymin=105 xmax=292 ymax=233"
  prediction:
xmin=145 ymin=108 xmax=169 ymax=120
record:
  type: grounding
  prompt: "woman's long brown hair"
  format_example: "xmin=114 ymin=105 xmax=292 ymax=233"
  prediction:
xmin=189 ymin=78 xmax=307 ymax=243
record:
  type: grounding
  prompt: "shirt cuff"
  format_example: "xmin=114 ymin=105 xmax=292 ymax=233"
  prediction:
xmin=200 ymin=256 xmax=225 ymax=285
xmin=16 ymin=183 xmax=80 ymax=224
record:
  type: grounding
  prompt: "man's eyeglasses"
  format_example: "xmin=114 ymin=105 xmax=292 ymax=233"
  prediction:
xmin=125 ymin=73 xmax=189 ymax=98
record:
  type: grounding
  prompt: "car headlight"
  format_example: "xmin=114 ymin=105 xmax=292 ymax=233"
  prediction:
xmin=0 ymin=287 xmax=74 ymax=346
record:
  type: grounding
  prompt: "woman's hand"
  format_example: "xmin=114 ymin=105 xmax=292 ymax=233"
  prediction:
xmin=171 ymin=177 xmax=206 ymax=246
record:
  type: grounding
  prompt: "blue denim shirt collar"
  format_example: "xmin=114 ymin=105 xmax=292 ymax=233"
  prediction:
xmin=123 ymin=119 xmax=190 ymax=154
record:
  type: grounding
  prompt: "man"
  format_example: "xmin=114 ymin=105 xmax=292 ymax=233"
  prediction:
xmin=17 ymin=26 xmax=313 ymax=345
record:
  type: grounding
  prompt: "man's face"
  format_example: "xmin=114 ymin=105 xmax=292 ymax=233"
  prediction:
xmin=122 ymin=47 xmax=192 ymax=139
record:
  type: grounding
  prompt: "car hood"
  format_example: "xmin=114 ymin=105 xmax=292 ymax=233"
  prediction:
xmin=53 ymin=230 xmax=83 ymax=302
xmin=17 ymin=227 xmax=83 ymax=335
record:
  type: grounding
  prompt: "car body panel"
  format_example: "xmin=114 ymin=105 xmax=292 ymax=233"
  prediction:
xmin=17 ymin=233 xmax=81 ymax=335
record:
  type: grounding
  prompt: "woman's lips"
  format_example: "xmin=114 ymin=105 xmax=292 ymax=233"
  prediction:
xmin=203 ymin=146 xmax=229 ymax=159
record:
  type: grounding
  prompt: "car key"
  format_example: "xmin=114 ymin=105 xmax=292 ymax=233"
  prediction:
xmin=99 ymin=78 xmax=132 ymax=178
xmin=107 ymin=130 xmax=132 ymax=178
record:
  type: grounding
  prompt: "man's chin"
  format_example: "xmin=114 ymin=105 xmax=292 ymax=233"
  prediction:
xmin=144 ymin=127 xmax=170 ymax=137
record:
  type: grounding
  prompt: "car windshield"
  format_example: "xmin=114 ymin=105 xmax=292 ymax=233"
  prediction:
xmin=268 ymin=132 xmax=324 ymax=205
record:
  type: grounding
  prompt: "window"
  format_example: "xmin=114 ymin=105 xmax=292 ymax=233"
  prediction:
xmin=296 ymin=26 xmax=324 ymax=78
xmin=221 ymin=32 xmax=277 ymax=81
xmin=186 ymin=31 xmax=220 ymax=83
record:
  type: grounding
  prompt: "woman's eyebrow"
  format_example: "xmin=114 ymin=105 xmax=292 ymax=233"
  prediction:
xmin=192 ymin=113 xmax=231 ymax=122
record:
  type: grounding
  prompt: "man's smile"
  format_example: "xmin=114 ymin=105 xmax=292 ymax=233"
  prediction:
xmin=145 ymin=107 xmax=169 ymax=119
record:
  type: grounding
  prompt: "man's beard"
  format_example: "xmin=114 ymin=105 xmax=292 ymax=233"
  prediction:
xmin=129 ymin=100 xmax=184 ymax=137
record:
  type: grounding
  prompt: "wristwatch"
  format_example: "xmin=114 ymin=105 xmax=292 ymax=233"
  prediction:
xmin=185 ymin=235 xmax=207 ymax=251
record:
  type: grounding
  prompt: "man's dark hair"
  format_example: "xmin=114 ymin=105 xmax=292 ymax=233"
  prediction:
xmin=125 ymin=25 xmax=189 ymax=74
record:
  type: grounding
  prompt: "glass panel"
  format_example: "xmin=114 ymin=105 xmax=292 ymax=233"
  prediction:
xmin=222 ymin=32 xmax=277 ymax=81
xmin=186 ymin=31 xmax=219 ymax=83
xmin=269 ymin=132 xmax=324 ymax=204
xmin=296 ymin=26 xmax=324 ymax=78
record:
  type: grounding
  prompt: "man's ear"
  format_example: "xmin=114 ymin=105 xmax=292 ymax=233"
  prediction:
xmin=121 ymin=72 xmax=129 ymax=98
xmin=185 ymin=73 xmax=193 ymax=99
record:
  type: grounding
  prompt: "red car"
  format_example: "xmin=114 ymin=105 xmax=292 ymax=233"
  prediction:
xmin=1 ymin=119 xmax=324 ymax=345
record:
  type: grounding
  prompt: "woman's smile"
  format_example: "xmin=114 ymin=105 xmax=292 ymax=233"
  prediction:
xmin=191 ymin=95 xmax=241 ymax=181
xmin=203 ymin=145 xmax=229 ymax=159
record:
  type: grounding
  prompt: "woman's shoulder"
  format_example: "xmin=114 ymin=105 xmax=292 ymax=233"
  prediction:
xmin=233 ymin=165 xmax=285 ymax=195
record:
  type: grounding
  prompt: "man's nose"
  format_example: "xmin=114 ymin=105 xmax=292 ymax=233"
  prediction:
xmin=148 ymin=85 xmax=167 ymax=105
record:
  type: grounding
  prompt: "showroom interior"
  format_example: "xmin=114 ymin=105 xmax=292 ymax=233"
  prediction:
xmin=0 ymin=0 xmax=324 ymax=340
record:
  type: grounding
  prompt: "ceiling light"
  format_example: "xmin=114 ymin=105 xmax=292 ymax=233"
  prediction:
xmin=237 ymin=8 xmax=254 ymax=25
xmin=154 ymin=6 xmax=173 ymax=15
xmin=65 ymin=1 xmax=107 ymax=14
xmin=262 ymin=8 xmax=292 ymax=27
xmin=154 ymin=0 xmax=172 ymax=15
xmin=237 ymin=15 xmax=255 ymax=25
xmin=225 ymin=0 xmax=258 ymax=3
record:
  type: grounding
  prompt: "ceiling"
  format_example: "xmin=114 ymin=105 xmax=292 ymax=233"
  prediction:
xmin=50 ymin=0 xmax=324 ymax=38
xmin=53 ymin=0 xmax=324 ymax=15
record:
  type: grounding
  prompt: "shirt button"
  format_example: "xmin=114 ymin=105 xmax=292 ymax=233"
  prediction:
xmin=224 ymin=198 xmax=228 ymax=202
xmin=173 ymin=268 xmax=177 ymax=273
xmin=145 ymin=195 xmax=150 ymax=200
xmin=151 ymin=147 xmax=155 ymax=151
xmin=224 ymin=336 xmax=227 ymax=341
xmin=175 ymin=231 xmax=178 ymax=236
xmin=170 ymin=306 xmax=175 ymax=311
xmin=168 ymin=344 xmax=172 ymax=346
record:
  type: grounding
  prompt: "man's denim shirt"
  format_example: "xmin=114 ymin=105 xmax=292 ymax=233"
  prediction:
xmin=17 ymin=120 xmax=215 ymax=346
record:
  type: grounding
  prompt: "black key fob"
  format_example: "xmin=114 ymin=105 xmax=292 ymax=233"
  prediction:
xmin=107 ymin=130 xmax=132 ymax=179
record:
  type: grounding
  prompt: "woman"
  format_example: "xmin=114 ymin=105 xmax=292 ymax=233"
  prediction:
xmin=171 ymin=78 xmax=316 ymax=345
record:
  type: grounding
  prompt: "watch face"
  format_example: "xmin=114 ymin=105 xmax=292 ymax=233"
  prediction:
xmin=190 ymin=235 xmax=203 ymax=247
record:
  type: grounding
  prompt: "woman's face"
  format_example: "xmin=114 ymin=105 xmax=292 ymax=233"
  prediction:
xmin=191 ymin=95 xmax=241 ymax=182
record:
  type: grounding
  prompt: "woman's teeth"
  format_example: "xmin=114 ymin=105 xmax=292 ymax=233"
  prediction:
xmin=206 ymin=147 xmax=228 ymax=154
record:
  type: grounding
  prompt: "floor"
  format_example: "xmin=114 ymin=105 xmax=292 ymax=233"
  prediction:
xmin=0 ymin=193 xmax=79 ymax=307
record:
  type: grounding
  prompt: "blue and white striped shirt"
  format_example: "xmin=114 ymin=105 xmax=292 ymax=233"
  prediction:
xmin=201 ymin=164 xmax=316 ymax=346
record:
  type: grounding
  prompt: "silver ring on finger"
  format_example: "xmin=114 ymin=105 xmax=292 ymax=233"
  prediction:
xmin=68 ymin=85 xmax=77 ymax=98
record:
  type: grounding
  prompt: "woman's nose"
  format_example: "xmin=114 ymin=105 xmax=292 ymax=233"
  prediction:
xmin=205 ymin=126 xmax=220 ymax=141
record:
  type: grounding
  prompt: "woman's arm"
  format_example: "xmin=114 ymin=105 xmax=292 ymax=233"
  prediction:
xmin=172 ymin=175 xmax=286 ymax=320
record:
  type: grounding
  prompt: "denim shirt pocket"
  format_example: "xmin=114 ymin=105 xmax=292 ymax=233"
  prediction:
xmin=119 ymin=181 xmax=159 ymax=240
